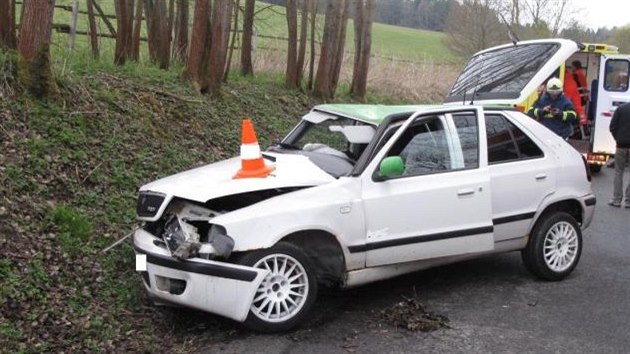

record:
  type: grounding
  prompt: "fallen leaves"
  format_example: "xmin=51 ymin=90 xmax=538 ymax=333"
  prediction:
xmin=379 ymin=296 xmax=450 ymax=332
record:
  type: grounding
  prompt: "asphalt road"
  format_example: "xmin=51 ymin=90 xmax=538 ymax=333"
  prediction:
xmin=197 ymin=167 xmax=630 ymax=353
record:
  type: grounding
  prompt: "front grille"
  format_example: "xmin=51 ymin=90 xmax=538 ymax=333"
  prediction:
xmin=136 ymin=191 xmax=166 ymax=218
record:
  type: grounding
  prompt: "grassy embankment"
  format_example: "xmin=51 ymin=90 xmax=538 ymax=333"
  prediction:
xmin=0 ymin=1 xmax=459 ymax=352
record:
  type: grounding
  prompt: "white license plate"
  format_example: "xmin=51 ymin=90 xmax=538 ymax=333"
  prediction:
xmin=136 ymin=254 xmax=147 ymax=271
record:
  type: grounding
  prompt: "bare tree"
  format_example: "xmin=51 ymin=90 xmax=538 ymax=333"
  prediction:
xmin=224 ymin=0 xmax=240 ymax=82
xmin=114 ymin=0 xmax=135 ymax=65
xmin=17 ymin=0 xmax=58 ymax=97
xmin=206 ymin=0 xmax=233 ymax=95
xmin=146 ymin=0 xmax=171 ymax=69
xmin=173 ymin=0 xmax=190 ymax=63
xmin=131 ymin=0 xmax=143 ymax=61
xmin=444 ymin=0 xmax=506 ymax=58
xmin=313 ymin=0 xmax=348 ymax=99
xmin=307 ymin=0 xmax=318 ymax=90
xmin=86 ymin=0 xmax=100 ymax=57
xmin=0 ymin=0 xmax=17 ymax=50
xmin=296 ymin=0 xmax=309 ymax=85
xmin=350 ymin=0 xmax=375 ymax=100
xmin=185 ymin=0 xmax=210 ymax=89
xmin=285 ymin=0 xmax=299 ymax=88
xmin=330 ymin=0 xmax=349 ymax=91
xmin=240 ymin=0 xmax=255 ymax=76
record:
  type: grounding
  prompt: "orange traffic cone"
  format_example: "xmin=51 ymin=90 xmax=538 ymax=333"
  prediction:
xmin=233 ymin=119 xmax=275 ymax=179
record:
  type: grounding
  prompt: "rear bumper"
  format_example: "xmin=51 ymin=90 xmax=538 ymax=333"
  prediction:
xmin=580 ymin=193 xmax=596 ymax=230
xmin=133 ymin=228 xmax=268 ymax=322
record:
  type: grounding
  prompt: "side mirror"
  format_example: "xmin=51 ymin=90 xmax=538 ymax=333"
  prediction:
xmin=377 ymin=156 xmax=404 ymax=180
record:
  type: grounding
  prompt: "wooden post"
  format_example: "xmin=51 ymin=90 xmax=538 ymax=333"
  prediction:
xmin=67 ymin=0 xmax=79 ymax=50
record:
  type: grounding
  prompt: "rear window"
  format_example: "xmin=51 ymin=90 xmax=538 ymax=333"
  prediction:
xmin=446 ymin=43 xmax=560 ymax=102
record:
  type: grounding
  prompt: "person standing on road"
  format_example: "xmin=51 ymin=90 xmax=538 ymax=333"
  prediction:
xmin=609 ymin=101 xmax=630 ymax=208
xmin=528 ymin=78 xmax=578 ymax=139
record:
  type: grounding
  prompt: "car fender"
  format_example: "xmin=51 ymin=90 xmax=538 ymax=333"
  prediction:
xmin=211 ymin=177 xmax=366 ymax=269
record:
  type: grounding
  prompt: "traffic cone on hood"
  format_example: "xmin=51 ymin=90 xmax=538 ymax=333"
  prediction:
xmin=233 ymin=119 xmax=275 ymax=179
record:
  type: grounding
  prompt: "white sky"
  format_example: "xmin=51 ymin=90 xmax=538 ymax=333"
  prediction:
xmin=572 ymin=0 xmax=630 ymax=29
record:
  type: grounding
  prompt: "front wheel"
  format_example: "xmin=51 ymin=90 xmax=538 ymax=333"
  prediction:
xmin=237 ymin=242 xmax=318 ymax=332
xmin=521 ymin=212 xmax=582 ymax=281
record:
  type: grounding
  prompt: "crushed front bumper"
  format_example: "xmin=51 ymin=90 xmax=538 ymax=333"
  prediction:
xmin=133 ymin=228 xmax=269 ymax=322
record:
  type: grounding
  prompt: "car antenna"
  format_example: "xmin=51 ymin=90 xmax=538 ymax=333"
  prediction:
xmin=499 ymin=12 xmax=520 ymax=45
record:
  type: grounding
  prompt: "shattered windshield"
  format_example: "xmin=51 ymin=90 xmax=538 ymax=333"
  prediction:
xmin=446 ymin=43 xmax=560 ymax=102
xmin=268 ymin=112 xmax=376 ymax=177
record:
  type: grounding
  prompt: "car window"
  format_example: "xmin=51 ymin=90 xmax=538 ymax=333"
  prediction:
xmin=447 ymin=43 xmax=559 ymax=102
xmin=451 ymin=113 xmax=479 ymax=169
xmin=485 ymin=114 xmax=543 ymax=164
xmin=384 ymin=116 xmax=454 ymax=176
xmin=604 ymin=59 xmax=629 ymax=92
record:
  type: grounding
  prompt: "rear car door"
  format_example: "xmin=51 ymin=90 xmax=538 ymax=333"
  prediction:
xmin=358 ymin=107 xmax=494 ymax=267
xmin=593 ymin=55 xmax=630 ymax=154
xmin=484 ymin=112 xmax=556 ymax=244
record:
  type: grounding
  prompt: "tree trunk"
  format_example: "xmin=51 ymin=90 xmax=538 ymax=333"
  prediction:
xmin=114 ymin=0 xmax=134 ymax=65
xmin=146 ymin=0 xmax=170 ymax=69
xmin=224 ymin=0 xmax=240 ymax=82
xmin=173 ymin=0 xmax=189 ymax=63
xmin=330 ymin=0 xmax=349 ymax=91
xmin=168 ymin=0 xmax=175 ymax=56
xmin=240 ymin=0 xmax=255 ymax=76
xmin=350 ymin=0 xmax=374 ymax=100
xmin=185 ymin=0 xmax=210 ymax=90
xmin=285 ymin=0 xmax=298 ymax=88
xmin=307 ymin=0 xmax=317 ymax=90
xmin=313 ymin=0 xmax=346 ymax=99
xmin=0 ymin=0 xmax=17 ymax=50
xmin=296 ymin=0 xmax=309 ymax=86
xmin=131 ymin=0 xmax=143 ymax=61
xmin=206 ymin=0 xmax=233 ymax=96
xmin=86 ymin=0 xmax=100 ymax=57
xmin=17 ymin=0 xmax=58 ymax=98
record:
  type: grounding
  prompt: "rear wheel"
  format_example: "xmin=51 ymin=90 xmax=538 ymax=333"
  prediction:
xmin=521 ymin=212 xmax=582 ymax=281
xmin=237 ymin=242 xmax=318 ymax=332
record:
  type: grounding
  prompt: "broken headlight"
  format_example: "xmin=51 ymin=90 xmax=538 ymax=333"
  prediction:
xmin=162 ymin=214 xmax=201 ymax=260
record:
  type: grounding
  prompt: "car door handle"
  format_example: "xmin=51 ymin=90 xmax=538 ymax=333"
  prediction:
xmin=457 ymin=188 xmax=475 ymax=196
xmin=535 ymin=173 xmax=547 ymax=180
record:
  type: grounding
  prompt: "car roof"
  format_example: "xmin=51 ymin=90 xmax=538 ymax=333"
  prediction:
xmin=313 ymin=104 xmax=442 ymax=125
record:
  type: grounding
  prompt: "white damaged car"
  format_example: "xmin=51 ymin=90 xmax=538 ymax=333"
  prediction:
xmin=133 ymin=104 xmax=596 ymax=332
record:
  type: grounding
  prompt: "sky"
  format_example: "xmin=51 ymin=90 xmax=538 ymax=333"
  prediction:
xmin=572 ymin=0 xmax=630 ymax=30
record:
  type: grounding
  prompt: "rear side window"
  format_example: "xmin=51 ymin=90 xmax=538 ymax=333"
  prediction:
xmin=485 ymin=114 xmax=543 ymax=164
xmin=604 ymin=59 xmax=629 ymax=92
xmin=447 ymin=43 xmax=559 ymax=102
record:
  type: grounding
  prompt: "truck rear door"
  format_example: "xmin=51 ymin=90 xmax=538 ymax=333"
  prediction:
xmin=593 ymin=55 xmax=630 ymax=155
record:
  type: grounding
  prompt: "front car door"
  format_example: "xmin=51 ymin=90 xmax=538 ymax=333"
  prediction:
xmin=593 ymin=54 xmax=630 ymax=155
xmin=358 ymin=107 xmax=494 ymax=267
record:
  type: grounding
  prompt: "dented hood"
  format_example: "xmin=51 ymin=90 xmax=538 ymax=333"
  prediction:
xmin=139 ymin=153 xmax=335 ymax=203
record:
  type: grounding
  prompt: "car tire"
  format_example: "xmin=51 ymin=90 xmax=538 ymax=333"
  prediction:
xmin=237 ymin=242 xmax=318 ymax=332
xmin=521 ymin=212 xmax=582 ymax=281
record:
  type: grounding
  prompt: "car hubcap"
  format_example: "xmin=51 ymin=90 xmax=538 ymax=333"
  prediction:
xmin=543 ymin=221 xmax=579 ymax=272
xmin=250 ymin=254 xmax=309 ymax=323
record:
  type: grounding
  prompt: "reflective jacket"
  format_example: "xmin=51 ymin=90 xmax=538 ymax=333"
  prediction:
xmin=527 ymin=92 xmax=577 ymax=138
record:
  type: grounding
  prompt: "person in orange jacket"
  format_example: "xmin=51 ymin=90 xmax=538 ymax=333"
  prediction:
xmin=572 ymin=60 xmax=589 ymax=106
xmin=564 ymin=68 xmax=587 ymax=126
